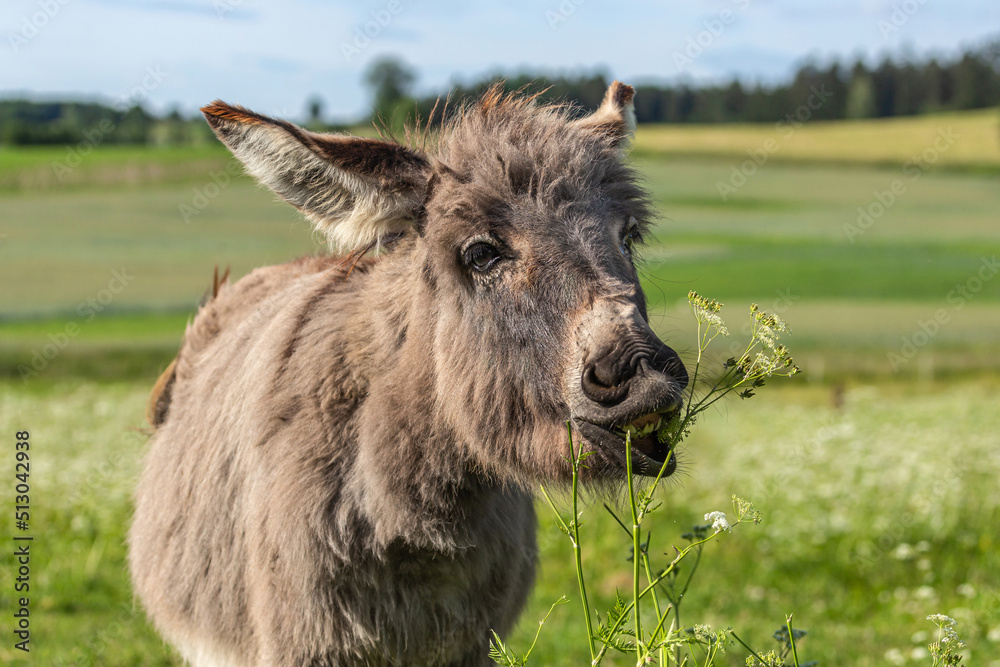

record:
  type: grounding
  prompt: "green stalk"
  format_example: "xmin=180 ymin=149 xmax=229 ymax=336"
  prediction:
xmin=686 ymin=305 xmax=704 ymax=410
xmin=625 ymin=433 xmax=642 ymax=664
xmin=641 ymin=546 xmax=662 ymax=623
xmin=522 ymin=597 xmax=568 ymax=661
xmin=671 ymin=544 xmax=704 ymax=666
xmin=593 ymin=533 xmax=716 ymax=663
xmin=786 ymin=615 xmax=800 ymax=666
xmin=730 ymin=630 xmax=770 ymax=665
xmin=568 ymin=424 xmax=597 ymax=664
xmin=648 ymin=606 xmax=673 ymax=665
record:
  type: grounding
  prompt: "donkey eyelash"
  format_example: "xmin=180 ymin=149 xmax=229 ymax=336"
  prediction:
xmin=620 ymin=216 xmax=641 ymax=255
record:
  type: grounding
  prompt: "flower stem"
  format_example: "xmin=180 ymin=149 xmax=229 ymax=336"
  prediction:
xmin=593 ymin=531 xmax=719 ymax=663
xmin=567 ymin=423 xmax=597 ymax=664
xmin=786 ymin=614 xmax=800 ymax=666
xmin=625 ymin=433 xmax=643 ymax=663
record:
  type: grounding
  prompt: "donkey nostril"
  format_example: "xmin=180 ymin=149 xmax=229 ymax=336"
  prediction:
xmin=581 ymin=362 xmax=629 ymax=406
xmin=591 ymin=354 xmax=621 ymax=388
xmin=584 ymin=366 xmax=604 ymax=388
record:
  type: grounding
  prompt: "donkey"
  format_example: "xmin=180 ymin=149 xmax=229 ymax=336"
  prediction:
xmin=129 ymin=82 xmax=688 ymax=666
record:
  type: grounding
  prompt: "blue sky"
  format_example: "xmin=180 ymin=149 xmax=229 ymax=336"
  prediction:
xmin=3 ymin=0 xmax=998 ymax=122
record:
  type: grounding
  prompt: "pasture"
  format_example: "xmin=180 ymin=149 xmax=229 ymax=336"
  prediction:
xmin=1 ymin=109 xmax=998 ymax=664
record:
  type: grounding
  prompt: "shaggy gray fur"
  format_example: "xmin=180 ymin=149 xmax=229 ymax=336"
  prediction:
xmin=129 ymin=83 xmax=687 ymax=666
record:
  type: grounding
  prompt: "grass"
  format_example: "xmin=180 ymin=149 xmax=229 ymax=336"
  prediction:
xmin=0 ymin=380 xmax=178 ymax=666
xmin=2 ymin=377 xmax=997 ymax=665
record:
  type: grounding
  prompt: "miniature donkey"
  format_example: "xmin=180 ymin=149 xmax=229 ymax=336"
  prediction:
xmin=129 ymin=82 xmax=688 ymax=666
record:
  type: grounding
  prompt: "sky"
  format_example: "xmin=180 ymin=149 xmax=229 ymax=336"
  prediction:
xmin=3 ymin=0 xmax=998 ymax=122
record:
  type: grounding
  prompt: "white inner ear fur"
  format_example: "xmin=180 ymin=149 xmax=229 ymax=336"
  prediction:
xmin=224 ymin=122 xmax=421 ymax=251
xmin=571 ymin=84 xmax=637 ymax=149
xmin=622 ymin=99 xmax=637 ymax=143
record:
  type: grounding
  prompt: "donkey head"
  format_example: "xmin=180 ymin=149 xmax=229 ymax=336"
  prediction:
xmin=203 ymin=82 xmax=688 ymax=483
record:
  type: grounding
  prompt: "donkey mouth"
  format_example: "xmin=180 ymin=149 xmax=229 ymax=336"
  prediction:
xmin=574 ymin=408 xmax=679 ymax=477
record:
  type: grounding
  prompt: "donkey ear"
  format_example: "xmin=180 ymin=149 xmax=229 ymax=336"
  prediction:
xmin=201 ymin=101 xmax=431 ymax=250
xmin=572 ymin=81 xmax=637 ymax=147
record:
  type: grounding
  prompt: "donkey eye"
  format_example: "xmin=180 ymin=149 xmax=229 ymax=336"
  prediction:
xmin=464 ymin=242 xmax=502 ymax=273
xmin=620 ymin=231 xmax=635 ymax=256
xmin=620 ymin=217 xmax=639 ymax=257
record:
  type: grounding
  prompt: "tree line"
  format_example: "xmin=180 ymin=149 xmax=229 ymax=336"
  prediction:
xmin=383 ymin=39 xmax=1000 ymax=126
xmin=1 ymin=39 xmax=997 ymax=146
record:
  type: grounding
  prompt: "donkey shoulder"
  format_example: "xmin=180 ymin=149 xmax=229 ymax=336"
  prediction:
xmin=146 ymin=255 xmax=371 ymax=428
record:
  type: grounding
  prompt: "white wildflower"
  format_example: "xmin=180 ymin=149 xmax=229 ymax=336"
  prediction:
xmin=703 ymin=311 xmax=729 ymax=336
xmin=926 ymin=613 xmax=966 ymax=653
xmin=704 ymin=511 xmax=731 ymax=533
xmin=757 ymin=324 xmax=776 ymax=350
xmin=688 ymin=290 xmax=730 ymax=336
xmin=927 ymin=614 xmax=956 ymax=626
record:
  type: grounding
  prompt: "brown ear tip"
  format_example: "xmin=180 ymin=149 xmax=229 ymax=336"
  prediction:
xmin=201 ymin=100 xmax=231 ymax=116
xmin=609 ymin=81 xmax=635 ymax=107
xmin=201 ymin=100 xmax=264 ymax=126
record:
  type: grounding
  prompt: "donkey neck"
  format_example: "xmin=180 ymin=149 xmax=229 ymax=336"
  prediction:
xmin=337 ymin=241 xmax=518 ymax=553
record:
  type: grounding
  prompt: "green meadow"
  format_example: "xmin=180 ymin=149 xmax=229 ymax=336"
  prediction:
xmin=1 ymin=109 xmax=998 ymax=665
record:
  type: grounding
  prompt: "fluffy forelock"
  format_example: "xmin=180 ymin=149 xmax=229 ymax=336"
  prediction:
xmin=418 ymin=87 xmax=653 ymax=223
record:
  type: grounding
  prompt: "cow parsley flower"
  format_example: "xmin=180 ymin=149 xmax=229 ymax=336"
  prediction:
xmin=688 ymin=291 xmax=730 ymax=336
xmin=704 ymin=511 xmax=731 ymax=533
xmin=926 ymin=614 xmax=966 ymax=664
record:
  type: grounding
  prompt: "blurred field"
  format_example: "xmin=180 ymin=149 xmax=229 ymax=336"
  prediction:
xmin=634 ymin=108 xmax=1000 ymax=170
xmin=3 ymin=110 xmax=998 ymax=379
xmin=1 ymin=110 xmax=999 ymax=665
xmin=0 ymin=145 xmax=232 ymax=191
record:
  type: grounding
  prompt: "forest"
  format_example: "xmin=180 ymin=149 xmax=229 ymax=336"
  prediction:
xmin=1 ymin=39 xmax=997 ymax=146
